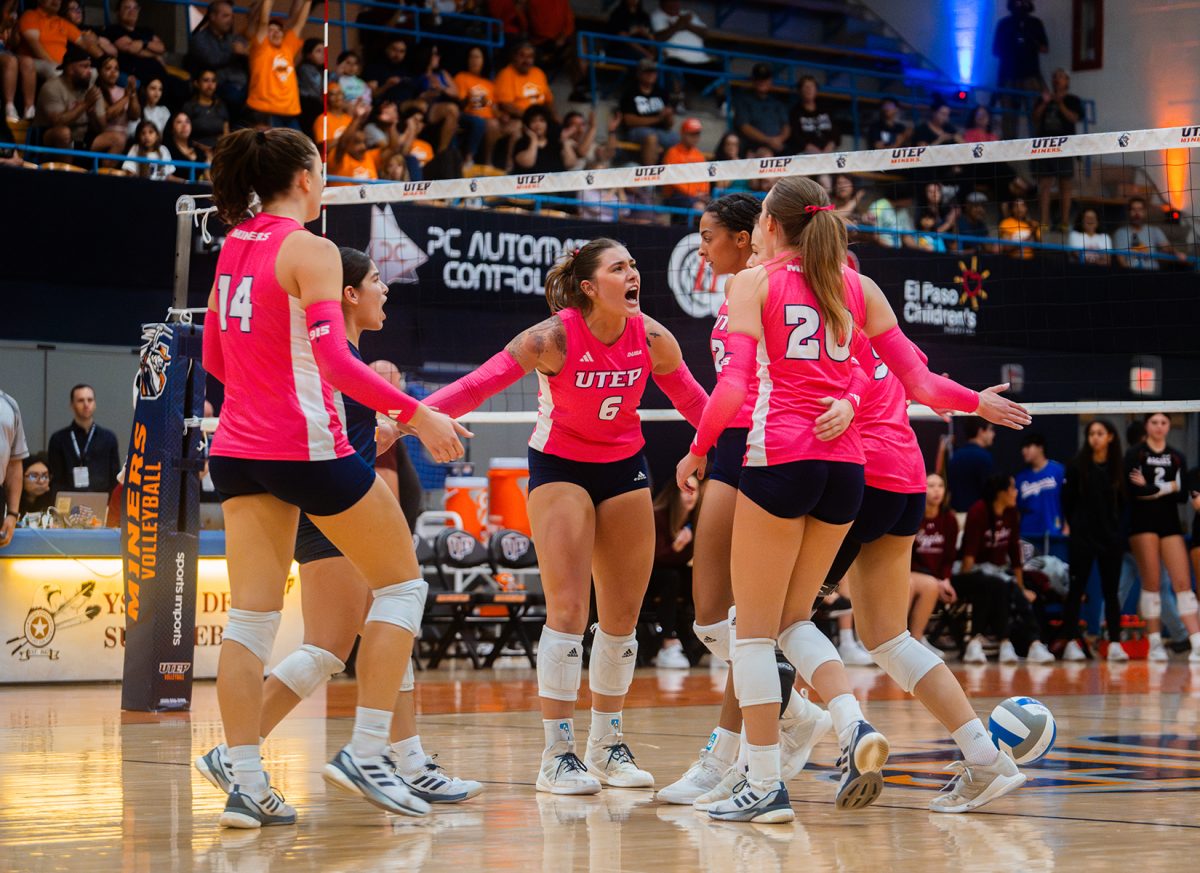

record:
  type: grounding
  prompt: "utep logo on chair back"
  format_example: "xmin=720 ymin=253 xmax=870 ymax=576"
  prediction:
xmin=446 ymin=531 xmax=478 ymax=563
xmin=500 ymin=532 xmax=530 ymax=563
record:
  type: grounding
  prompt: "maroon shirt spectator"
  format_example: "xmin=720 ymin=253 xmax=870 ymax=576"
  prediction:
xmin=914 ymin=511 xmax=959 ymax=581
xmin=961 ymin=499 xmax=1021 ymax=569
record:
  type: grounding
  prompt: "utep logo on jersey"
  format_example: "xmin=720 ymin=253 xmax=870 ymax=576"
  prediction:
xmin=401 ymin=181 xmax=433 ymax=198
xmin=575 ymin=367 xmax=643 ymax=389
xmin=515 ymin=174 xmax=545 ymax=191
xmin=135 ymin=324 xmax=173 ymax=401
xmin=1182 ymin=127 xmax=1200 ymax=144
xmin=633 ymin=165 xmax=666 ymax=183
xmin=1031 ymin=137 xmax=1068 ymax=154
xmin=890 ymin=147 xmax=926 ymax=165
xmin=758 ymin=157 xmax=792 ymax=175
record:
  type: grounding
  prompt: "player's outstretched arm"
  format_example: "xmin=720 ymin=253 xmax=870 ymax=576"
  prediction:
xmin=643 ymin=315 xmax=708 ymax=429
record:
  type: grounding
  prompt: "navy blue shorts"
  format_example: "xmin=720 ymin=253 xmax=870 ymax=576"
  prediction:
xmin=527 ymin=447 xmax=650 ymax=506
xmin=820 ymin=487 xmax=928 ymax=595
xmin=294 ymin=514 xmax=342 ymax=564
xmin=209 ymin=454 xmax=375 ymax=518
xmin=738 ymin=460 xmax=864 ymax=523
xmin=709 ymin=427 xmax=748 ymax=489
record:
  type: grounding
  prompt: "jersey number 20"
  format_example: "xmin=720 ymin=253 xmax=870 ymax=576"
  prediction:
xmin=783 ymin=304 xmax=850 ymax=362
xmin=217 ymin=275 xmax=253 ymax=332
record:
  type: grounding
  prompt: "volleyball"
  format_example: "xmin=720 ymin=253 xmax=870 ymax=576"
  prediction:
xmin=988 ymin=697 xmax=1057 ymax=764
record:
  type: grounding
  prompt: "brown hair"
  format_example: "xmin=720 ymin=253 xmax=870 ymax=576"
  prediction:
xmin=763 ymin=176 xmax=852 ymax=344
xmin=544 ymin=238 xmax=623 ymax=314
xmin=653 ymin=475 xmax=700 ymax=538
xmin=210 ymin=128 xmax=316 ymax=226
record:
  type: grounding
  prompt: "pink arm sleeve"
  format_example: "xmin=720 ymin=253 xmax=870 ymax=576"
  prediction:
xmin=202 ymin=309 xmax=224 ymax=383
xmin=871 ymin=325 xmax=979 ymax=413
xmin=841 ymin=357 xmax=871 ymax=409
xmin=305 ymin=299 xmax=420 ymax=423
xmin=689 ymin=332 xmax=756 ymax=455
xmin=423 ymin=350 xmax=526 ymax=419
xmin=653 ymin=361 xmax=709 ymax=429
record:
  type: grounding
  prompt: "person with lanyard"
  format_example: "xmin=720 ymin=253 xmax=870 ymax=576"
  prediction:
xmin=46 ymin=384 xmax=121 ymax=499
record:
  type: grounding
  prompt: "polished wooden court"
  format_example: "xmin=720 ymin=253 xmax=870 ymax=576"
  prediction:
xmin=4 ymin=660 xmax=1200 ymax=872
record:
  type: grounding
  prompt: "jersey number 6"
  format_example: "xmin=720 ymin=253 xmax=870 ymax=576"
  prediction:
xmin=783 ymin=304 xmax=850 ymax=362
xmin=599 ymin=396 xmax=621 ymax=421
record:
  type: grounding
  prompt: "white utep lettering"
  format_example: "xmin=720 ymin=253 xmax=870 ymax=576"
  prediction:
xmin=575 ymin=368 xmax=644 ymax=389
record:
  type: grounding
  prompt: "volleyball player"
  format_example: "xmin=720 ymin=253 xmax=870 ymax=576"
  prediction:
xmin=676 ymin=176 xmax=1028 ymax=823
xmin=420 ymin=239 xmax=710 ymax=794
xmin=1126 ymin=412 xmax=1200 ymax=662
xmin=203 ymin=128 xmax=468 ymax=828
xmin=658 ymin=194 xmax=831 ymax=807
xmin=195 ymin=247 xmax=480 ymax=807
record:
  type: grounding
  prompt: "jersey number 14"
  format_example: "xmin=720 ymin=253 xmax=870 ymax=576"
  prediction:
xmin=217 ymin=275 xmax=254 ymax=332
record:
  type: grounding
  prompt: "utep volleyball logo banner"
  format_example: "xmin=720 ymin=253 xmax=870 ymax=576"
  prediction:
xmin=121 ymin=321 xmax=207 ymax=712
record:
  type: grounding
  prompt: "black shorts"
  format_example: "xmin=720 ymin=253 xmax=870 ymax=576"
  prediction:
xmin=1128 ymin=501 xmax=1184 ymax=538
xmin=209 ymin=454 xmax=375 ymax=517
xmin=1032 ymin=156 xmax=1076 ymax=179
xmin=527 ymin=447 xmax=650 ymax=506
xmin=846 ymin=487 xmax=927 ymax=543
xmin=709 ymin=428 xmax=749 ymax=489
xmin=294 ymin=514 xmax=342 ymax=564
xmin=738 ymin=460 xmax=864 ymax=523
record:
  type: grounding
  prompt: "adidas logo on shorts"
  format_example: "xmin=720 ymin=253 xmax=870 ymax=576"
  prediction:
xmin=580 ymin=351 xmax=594 ymax=363
xmin=634 ymin=471 xmax=647 ymax=482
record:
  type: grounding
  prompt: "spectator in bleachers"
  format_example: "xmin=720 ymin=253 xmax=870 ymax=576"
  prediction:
xmin=650 ymin=0 xmax=719 ymax=105
xmin=1068 ymin=208 xmax=1112 ymax=266
xmin=1015 ymin=433 xmax=1065 ymax=546
xmin=495 ymin=41 xmax=553 ymax=118
xmin=830 ymin=173 xmax=863 ymax=221
xmin=525 ymin=0 xmax=586 ymax=102
xmin=487 ymin=0 xmax=526 ymax=41
xmin=135 ymin=77 xmax=168 ymax=136
xmin=336 ymin=49 xmax=369 ymax=105
xmin=363 ymin=98 xmax=398 ymax=148
xmin=181 ymin=69 xmax=230 ymax=150
xmin=607 ymin=0 xmax=656 ymax=62
xmin=734 ymin=62 xmax=788 ymax=156
xmin=998 ymin=196 xmax=1038 ymax=259
xmin=1060 ymin=419 xmax=1126 ymax=661
xmin=648 ymin=474 xmax=699 ymax=669
xmin=920 ymin=180 xmax=959 ymax=236
xmin=992 ymin=0 xmax=1047 ymax=138
xmin=122 ymin=118 xmax=173 ymax=180
xmin=455 ymin=45 xmax=502 ymax=166
xmin=963 ymin=105 xmax=996 ymax=144
xmin=365 ymin=38 xmax=417 ymax=105
xmin=20 ymin=453 xmax=54 ymax=517
xmin=412 ymin=43 xmax=464 ymax=159
xmin=910 ymin=208 xmax=947 ymax=252
xmin=578 ymin=153 xmax=632 ymax=222
xmin=617 ymin=58 xmax=676 ymax=165
xmin=330 ymin=98 xmax=400 ymax=182
xmin=512 ymin=104 xmax=564 ymax=174
xmin=867 ymin=97 xmax=910 ymax=150
xmin=62 ymin=0 xmax=116 ymax=60
xmin=948 ymin=418 xmax=995 ymax=515
xmin=0 ymin=387 xmax=28 ymax=547
xmin=1 ymin=0 xmax=17 ymax=123
xmin=860 ymin=192 xmax=911 ymax=248
xmin=17 ymin=0 xmax=89 ymax=122
xmin=47 ymin=384 xmax=120 ymax=500
xmin=95 ymin=56 xmax=136 ymax=146
xmin=164 ymin=109 xmax=205 ymax=169
xmin=433 ymin=0 xmax=490 ymax=74
xmin=313 ymin=80 xmax=351 ymax=149
xmin=1031 ymin=68 xmax=1081 ymax=232
xmin=961 ymin=104 xmax=1031 ymax=201
xmin=787 ymin=75 xmax=837 ymax=156
xmin=102 ymin=0 xmax=170 ymax=96
xmin=187 ymin=0 xmax=249 ymax=109
xmin=35 ymin=45 xmax=123 ymax=154
xmin=356 ymin=1 xmax=408 ymax=68
xmin=561 ymin=109 xmax=597 ymax=170
xmin=662 ymin=116 xmax=708 ymax=212
xmin=711 ymin=131 xmax=752 ymax=196
xmin=1113 ymin=196 xmax=1186 ymax=270
xmin=913 ymin=100 xmax=960 ymax=148
xmin=297 ymin=37 xmax=323 ymax=130
xmin=244 ymin=0 xmax=312 ymax=130
xmin=909 ymin=473 xmax=957 ymax=658
xmin=956 ymin=191 xmax=999 ymax=254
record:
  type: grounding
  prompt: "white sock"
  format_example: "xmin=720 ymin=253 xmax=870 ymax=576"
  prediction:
xmin=590 ymin=709 xmax=622 ymax=741
xmin=839 ymin=628 xmax=855 ymax=647
xmin=350 ymin=706 xmax=392 ymax=759
xmin=737 ymin=727 xmax=749 ymax=768
xmin=782 ymin=688 xmax=809 ymax=721
xmin=543 ymin=717 xmax=574 ymax=752
xmin=828 ymin=693 xmax=864 ymax=746
xmin=951 ymin=718 xmax=999 ymax=765
xmin=745 ymin=742 xmax=781 ymax=788
xmin=704 ymin=726 xmax=740 ymax=765
xmin=1149 ymin=631 xmax=1163 ymax=647
xmin=228 ymin=744 xmax=268 ymax=796
xmin=1190 ymin=632 xmax=1200 ymax=650
xmin=390 ymin=734 xmax=426 ymax=774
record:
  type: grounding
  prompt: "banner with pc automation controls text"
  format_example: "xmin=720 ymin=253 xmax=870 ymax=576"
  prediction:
xmin=121 ymin=321 xmax=206 ymax=712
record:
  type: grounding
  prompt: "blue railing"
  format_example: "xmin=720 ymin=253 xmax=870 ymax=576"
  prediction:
xmin=15 ymin=141 xmax=210 ymax=181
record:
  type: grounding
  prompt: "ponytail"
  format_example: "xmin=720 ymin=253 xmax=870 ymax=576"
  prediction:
xmin=544 ymin=237 xmax=622 ymax=314
xmin=764 ymin=176 xmax=852 ymax=345
xmin=210 ymin=128 xmax=316 ymax=227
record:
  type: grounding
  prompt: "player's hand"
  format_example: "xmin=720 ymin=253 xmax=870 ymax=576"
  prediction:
xmin=0 ymin=514 xmax=15 ymax=548
xmin=409 ymin=405 xmax=472 ymax=463
xmin=974 ymin=383 xmax=1031 ymax=430
xmin=375 ymin=417 xmax=403 ymax=454
xmin=676 ymin=451 xmax=706 ymax=493
xmin=813 ymin=396 xmax=855 ymax=441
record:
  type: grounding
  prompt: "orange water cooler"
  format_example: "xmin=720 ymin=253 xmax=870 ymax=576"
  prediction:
xmin=442 ymin=476 xmax=488 ymax=538
xmin=487 ymin=457 xmax=530 ymax=536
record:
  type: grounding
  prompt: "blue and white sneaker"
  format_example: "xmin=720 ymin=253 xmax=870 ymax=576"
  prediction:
xmin=706 ymin=779 xmax=795 ymax=824
xmin=323 ymin=745 xmax=432 ymax=817
xmin=537 ymin=749 xmax=601 ymax=795
xmin=835 ymin=720 xmax=890 ymax=810
xmin=195 ymin=744 xmax=235 ymax=794
xmin=399 ymin=756 xmax=481 ymax=803
xmin=219 ymin=778 xmax=297 ymax=829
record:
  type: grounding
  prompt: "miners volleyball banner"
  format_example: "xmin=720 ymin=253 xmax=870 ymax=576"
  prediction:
xmin=120 ymin=322 xmax=207 ymax=711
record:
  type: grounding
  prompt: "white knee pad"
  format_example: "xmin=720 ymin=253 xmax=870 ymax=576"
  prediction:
xmin=366 ymin=579 xmax=428 ymax=634
xmin=694 ymin=619 xmax=731 ymax=662
xmin=589 ymin=628 xmax=638 ymax=698
xmin=537 ymin=626 xmax=584 ymax=702
xmin=271 ymin=643 xmax=345 ymax=699
xmin=778 ymin=621 xmax=840 ymax=685
xmin=868 ymin=631 xmax=942 ymax=695
xmin=731 ymin=637 xmax=782 ymax=708
xmin=1140 ymin=589 xmax=1162 ymax=620
xmin=223 ymin=608 xmax=282 ymax=665
xmin=1177 ymin=589 xmax=1199 ymax=618
xmin=399 ymin=659 xmax=415 ymax=693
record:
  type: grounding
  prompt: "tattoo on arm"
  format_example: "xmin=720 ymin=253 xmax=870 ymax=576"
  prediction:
xmin=507 ymin=317 xmax=566 ymax=371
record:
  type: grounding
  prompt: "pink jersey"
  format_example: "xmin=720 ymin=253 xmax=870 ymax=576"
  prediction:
xmin=855 ymin=342 xmax=927 ymax=493
xmin=744 ymin=261 xmax=866 ymax=467
xmin=529 ymin=308 xmax=649 ymax=462
xmin=209 ymin=213 xmax=352 ymax=462
xmin=711 ymin=300 xmax=758 ymax=430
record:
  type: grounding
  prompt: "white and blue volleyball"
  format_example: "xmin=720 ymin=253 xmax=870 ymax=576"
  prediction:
xmin=988 ymin=696 xmax=1056 ymax=764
